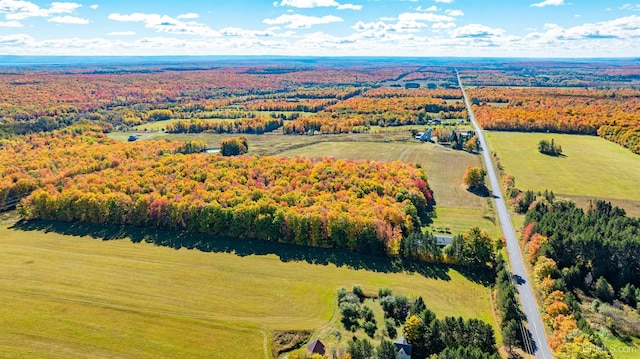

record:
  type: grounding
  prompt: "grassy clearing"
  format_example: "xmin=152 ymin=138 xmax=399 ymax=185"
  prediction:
xmin=0 ymin=220 xmax=494 ymax=358
xmin=601 ymin=335 xmax=640 ymax=359
xmin=432 ymin=207 xmax=499 ymax=239
xmin=485 ymin=131 xmax=640 ymax=217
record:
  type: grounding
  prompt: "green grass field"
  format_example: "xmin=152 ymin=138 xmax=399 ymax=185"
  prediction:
xmin=0 ymin=220 xmax=495 ymax=358
xmin=485 ymin=132 xmax=640 ymax=217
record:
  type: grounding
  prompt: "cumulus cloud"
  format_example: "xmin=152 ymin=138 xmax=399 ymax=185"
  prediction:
xmin=263 ymin=14 xmax=343 ymax=28
xmin=434 ymin=0 xmax=453 ymax=3
xmin=177 ymin=13 xmax=199 ymax=19
xmin=528 ymin=15 xmax=640 ymax=40
xmin=445 ymin=9 xmax=464 ymax=17
xmin=108 ymin=12 xmax=218 ymax=36
xmin=49 ymin=15 xmax=89 ymax=24
xmin=416 ymin=5 xmax=437 ymax=12
xmin=277 ymin=0 xmax=361 ymax=10
xmin=531 ymin=0 xmax=564 ymax=8
xmin=90 ymin=4 xmax=98 ymax=9
xmin=451 ymin=24 xmax=505 ymax=38
xmin=398 ymin=12 xmax=454 ymax=22
xmin=620 ymin=4 xmax=640 ymax=11
xmin=337 ymin=3 xmax=362 ymax=10
xmin=0 ymin=0 xmax=82 ymax=20
xmin=433 ymin=22 xmax=456 ymax=29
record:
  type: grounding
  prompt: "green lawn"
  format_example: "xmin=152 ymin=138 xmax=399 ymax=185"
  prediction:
xmin=602 ymin=335 xmax=640 ymax=359
xmin=0 ymin=220 xmax=495 ymax=358
xmin=485 ymin=131 xmax=640 ymax=217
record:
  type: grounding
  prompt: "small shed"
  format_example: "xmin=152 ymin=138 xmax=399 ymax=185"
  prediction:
xmin=307 ymin=339 xmax=326 ymax=356
xmin=435 ymin=235 xmax=454 ymax=247
xmin=393 ymin=336 xmax=413 ymax=359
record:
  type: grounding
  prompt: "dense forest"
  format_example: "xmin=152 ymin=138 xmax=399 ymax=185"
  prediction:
xmin=522 ymin=198 xmax=640 ymax=358
xmin=9 ymin=127 xmax=433 ymax=255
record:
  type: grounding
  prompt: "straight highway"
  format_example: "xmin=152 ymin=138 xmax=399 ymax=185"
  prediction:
xmin=457 ymin=70 xmax=553 ymax=359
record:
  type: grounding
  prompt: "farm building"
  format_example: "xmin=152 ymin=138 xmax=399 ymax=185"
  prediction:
xmin=307 ymin=339 xmax=325 ymax=356
xmin=414 ymin=129 xmax=433 ymax=142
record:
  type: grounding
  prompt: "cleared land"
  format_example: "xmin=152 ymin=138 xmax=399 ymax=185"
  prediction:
xmin=485 ymin=131 xmax=640 ymax=217
xmin=0 ymin=220 xmax=494 ymax=358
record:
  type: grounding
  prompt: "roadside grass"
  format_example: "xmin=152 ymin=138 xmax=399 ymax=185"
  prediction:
xmin=485 ymin=131 xmax=640 ymax=217
xmin=432 ymin=207 xmax=499 ymax=239
xmin=0 ymin=220 xmax=495 ymax=358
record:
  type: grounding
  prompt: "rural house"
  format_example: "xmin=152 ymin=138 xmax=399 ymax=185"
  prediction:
xmin=393 ymin=336 xmax=413 ymax=359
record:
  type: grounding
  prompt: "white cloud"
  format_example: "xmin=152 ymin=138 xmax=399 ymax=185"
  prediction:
xmin=107 ymin=31 xmax=136 ymax=36
xmin=108 ymin=12 xmax=218 ymax=36
xmin=530 ymin=0 xmax=564 ymax=8
xmin=177 ymin=13 xmax=199 ymax=19
xmin=398 ymin=12 xmax=454 ymax=22
xmin=49 ymin=15 xmax=88 ymax=24
xmin=620 ymin=4 xmax=640 ymax=11
xmin=90 ymin=4 xmax=98 ymax=9
xmin=433 ymin=22 xmax=456 ymax=29
xmin=379 ymin=16 xmax=395 ymax=21
xmin=434 ymin=0 xmax=453 ymax=3
xmin=337 ymin=3 xmax=361 ymax=10
xmin=0 ymin=0 xmax=82 ymax=20
xmin=263 ymin=14 xmax=342 ymax=28
xmin=0 ymin=19 xmax=21 ymax=26
xmin=278 ymin=0 xmax=336 ymax=7
xmin=450 ymin=24 xmax=505 ymax=38
xmin=278 ymin=0 xmax=361 ymax=10
xmin=416 ymin=5 xmax=438 ymax=12
xmin=528 ymin=15 xmax=640 ymax=40
xmin=445 ymin=9 xmax=464 ymax=17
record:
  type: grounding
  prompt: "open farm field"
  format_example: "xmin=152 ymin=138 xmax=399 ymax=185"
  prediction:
xmin=0 ymin=220 xmax=494 ymax=358
xmin=485 ymin=131 xmax=640 ymax=217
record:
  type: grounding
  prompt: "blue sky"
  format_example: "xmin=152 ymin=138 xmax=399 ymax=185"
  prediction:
xmin=0 ymin=0 xmax=639 ymax=57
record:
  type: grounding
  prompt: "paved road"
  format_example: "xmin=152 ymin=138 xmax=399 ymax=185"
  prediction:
xmin=457 ymin=70 xmax=553 ymax=359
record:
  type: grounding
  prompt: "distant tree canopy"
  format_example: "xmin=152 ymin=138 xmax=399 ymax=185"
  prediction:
xmin=221 ymin=137 xmax=248 ymax=156
xmin=538 ymin=139 xmax=562 ymax=156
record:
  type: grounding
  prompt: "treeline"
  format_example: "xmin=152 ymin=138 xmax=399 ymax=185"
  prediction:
xmin=403 ymin=298 xmax=498 ymax=358
xmin=165 ymin=117 xmax=283 ymax=134
xmin=18 ymin=148 xmax=433 ymax=255
xmin=521 ymin=197 xmax=639 ymax=357
xmin=335 ymin=286 xmax=499 ymax=359
xmin=469 ymin=87 xmax=640 ymax=154
xmin=526 ymin=199 xmax=640 ymax=293
xmin=242 ymin=99 xmax=338 ymax=112
xmin=598 ymin=124 xmax=640 ymax=154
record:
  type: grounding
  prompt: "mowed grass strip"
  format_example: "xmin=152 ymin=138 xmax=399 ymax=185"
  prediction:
xmin=485 ymin=132 xmax=640 ymax=215
xmin=0 ymin=223 xmax=494 ymax=358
